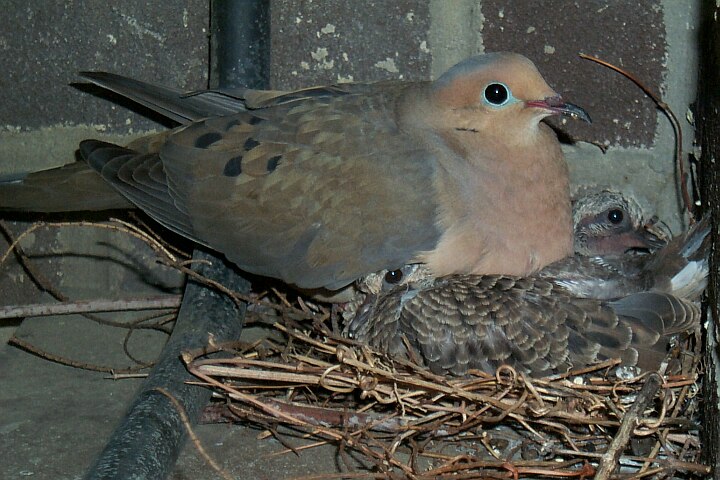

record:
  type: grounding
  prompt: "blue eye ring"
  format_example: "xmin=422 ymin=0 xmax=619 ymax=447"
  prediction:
xmin=483 ymin=82 xmax=511 ymax=107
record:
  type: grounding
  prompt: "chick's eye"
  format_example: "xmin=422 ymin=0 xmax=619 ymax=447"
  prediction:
xmin=384 ymin=269 xmax=404 ymax=285
xmin=608 ymin=209 xmax=624 ymax=224
xmin=484 ymin=83 xmax=510 ymax=106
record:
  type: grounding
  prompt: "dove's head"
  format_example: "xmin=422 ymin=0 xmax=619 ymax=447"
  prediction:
xmin=431 ymin=53 xmax=590 ymax=138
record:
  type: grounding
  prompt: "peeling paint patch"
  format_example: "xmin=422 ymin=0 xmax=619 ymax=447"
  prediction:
xmin=311 ymin=47 xmax=328 ymax=61
xmin=310 ymin=47 xmax=334 ymax=69
xmin=320 ymin=23 xmax=335 ymax=34
xmin=117 ymin=11 xmax=166 ymax=42
xmin=374 ymin=57 xmax=399 ymax=73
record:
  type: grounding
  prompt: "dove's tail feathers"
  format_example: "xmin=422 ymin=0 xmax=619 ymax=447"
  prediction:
xmin=646 ymin=215 xmax=711 ymax=300
xmin=79 ymin=140 xmax=198 ymax=241
xmin=79 ymin=72 xmax=247 ymax=124
xmin=0 ymin=161 xmax=134 ymax=212
xmin=604 ymin=292 xmax=700 ymax=371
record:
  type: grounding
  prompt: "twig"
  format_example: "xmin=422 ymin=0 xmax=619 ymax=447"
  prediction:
xmin=184 ymin=314 xmax=703 ymax=478
xmin=207 ymin=397 xmax=412 ymax=433
xmin=0 ymin=220 xmax=173 ymax=332
xmin=579 ymin=53 xmax=693 ymax=217
xmin=594 ymin=373 xmax=663 ymax=479
xmin=8 ymin=335 xmax=150 ymax=374
xmin=0 ymin=296 xmax=181 ymax=319
xmin=155 ymin=387 xmax=234 ymax=480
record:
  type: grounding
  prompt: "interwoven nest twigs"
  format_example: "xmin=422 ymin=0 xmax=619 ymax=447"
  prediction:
xmin=184 ymin=318 xmax=709 ymax=479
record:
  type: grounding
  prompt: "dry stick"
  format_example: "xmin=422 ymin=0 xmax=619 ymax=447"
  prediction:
xmin=0 ymin=219 xmax=69 ymax=296
xmin=121 ymin=325 xmax=155 ymax=368
xmin=0 ymin=220 xmax=170 ymax=265
xmin=502 ymin=461 xmax=595 ymax=479
xmin=205 ymin=399 xmax=412 ymax=433
xmin=638 ymin=340 xmax=703 ymax=475
xmin=173 ymin=261 xmax=318 ymax=320
xmin=0 ymin=296 xmax=181 ymax=319
xmin=552 ymin=449 xmax=711 ymax=475
xmin=127 ymin=210 xmax=192 ymax=260
xmin=154 ymin=387 xmax=234 ymax=480
xmin=594 ymin=372 xmax=663 ymax=480
xmin=421 ymin=457 xmax=589 ymax=478
xmin=579 ymin=53 xmax=693 ymax=217
xmin=8 ymin=335 xmax=149 ymax=374
xmin=0 ymin=220 xmax=173 ymax=332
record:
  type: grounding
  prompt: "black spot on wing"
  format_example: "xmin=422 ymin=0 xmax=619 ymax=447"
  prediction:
xmin=223 ymin=156 xmax=243 ymax=177
xmin=226 ymin=116 xmax=264 ymax=131
xmin=225 ymin=119 xmax=242 ymax=130
xmin=243 ymin=137 xmax=260 ymax=150
xmin=195 ymin=132 xmax=223 ymax=148
xmin=266 ymin=155 xmax=282 ymax=172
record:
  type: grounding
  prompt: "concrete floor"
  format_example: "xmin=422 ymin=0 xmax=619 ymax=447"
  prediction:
xmin=0 ymin=282 xmax=358 ymax=479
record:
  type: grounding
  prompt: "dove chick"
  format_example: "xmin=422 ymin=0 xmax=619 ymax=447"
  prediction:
xmin=347 ymin=207 xmax=706 ymax=376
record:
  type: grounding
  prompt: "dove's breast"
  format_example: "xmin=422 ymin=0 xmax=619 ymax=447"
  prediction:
xmin=417 ymin=123 xmax=573 ymax=277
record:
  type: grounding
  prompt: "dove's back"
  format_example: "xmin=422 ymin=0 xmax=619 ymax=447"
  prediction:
xmin=79 ymin=76 xmax=443 ymax=291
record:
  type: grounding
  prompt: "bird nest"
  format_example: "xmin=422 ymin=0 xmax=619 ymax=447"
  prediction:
xmin=0 ymin=218 xmax=710 ymax=477
xmin=184 ymin=308 xmax=709 ymax=479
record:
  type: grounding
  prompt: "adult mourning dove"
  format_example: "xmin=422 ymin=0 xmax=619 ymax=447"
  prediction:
xmin=346 ymin=213 xmax=706 ymax=376
xmin=0 ymin=53 xmax=590 ymax=293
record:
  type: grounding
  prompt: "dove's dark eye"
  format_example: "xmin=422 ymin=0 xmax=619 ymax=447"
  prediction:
xmin=484 ymin=83 xmax=510 ymax=106
xmin=384 ymin=269 xmax=404 ymax=284
xmin=608 ymin=209 xmax=624 ymax=224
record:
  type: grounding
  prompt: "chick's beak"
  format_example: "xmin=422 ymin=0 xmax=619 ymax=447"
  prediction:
xmin=617 ymin=227 xmax=667 ymax=253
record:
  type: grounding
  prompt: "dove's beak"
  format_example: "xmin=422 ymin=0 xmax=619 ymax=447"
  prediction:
xmin=526 ymin=95 xmax=592 ymax=123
